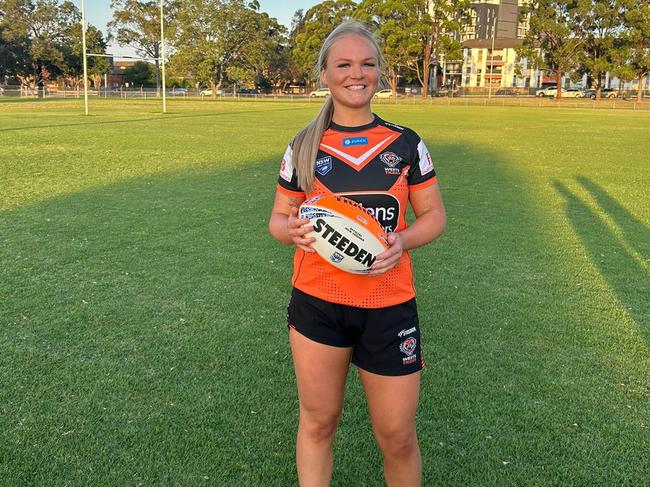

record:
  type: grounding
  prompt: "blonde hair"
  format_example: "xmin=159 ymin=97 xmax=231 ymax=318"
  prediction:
xmin=292 ymin=20 xmax=383 ymax=193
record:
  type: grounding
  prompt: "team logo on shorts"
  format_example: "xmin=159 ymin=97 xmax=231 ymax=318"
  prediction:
xmin=400 ymin=337 xmax=417 ymax=365
xmin=380 ymin=152 xmax=402 ymax=167
xmin=315 ymin=156 xmax=332 ymax=176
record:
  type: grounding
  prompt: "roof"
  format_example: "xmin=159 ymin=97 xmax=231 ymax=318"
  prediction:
xmin=462 ymin=38 xmax=524 ymax=49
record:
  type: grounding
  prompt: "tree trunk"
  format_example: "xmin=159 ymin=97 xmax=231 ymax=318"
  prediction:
xmin=637 ymin=73 xmax=645 ymax=102
xmin=155 ymin=59 xmax=161 ymax=96
xmin=422 ymin=42 xmax=432 ymax=99
xmin=390 ymin=71 xmax=397 ymax=99
xmin=555 ymin=70 xmax=562 ymax=99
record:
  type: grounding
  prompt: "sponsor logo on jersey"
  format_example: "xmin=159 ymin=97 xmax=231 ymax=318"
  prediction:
xmin=384 ymin=121 xmax=404 ymax=131
xmin=315 ymin=156 xmax=333 ymax=176
xmin=380 ymin=152 xmax=402 ymax=167
xmin=398 ymin=327 xmax=416 ymax=337
xmin=400 ymin=337 xmax=417 ymax=365
xmin=340 ymin=193 xmax=400 ymax=233
xmin=280 ymin=144 xmax=294 ymax=182
xmin=342 ymin=136 xmax=368 ymax=147
xmin=417 ymin=140 xmax=434 ymax=175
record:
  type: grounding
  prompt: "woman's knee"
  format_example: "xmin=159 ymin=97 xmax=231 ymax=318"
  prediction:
xmin=374 ymin=423 xmax=419 ymax=460
xmin=299 ymin=408 xmax=341 ymax=443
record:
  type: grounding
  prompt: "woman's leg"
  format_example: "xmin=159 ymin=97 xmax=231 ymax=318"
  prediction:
xmin=359 ymin=369 xmax=422 ymax=487
xmin=289 ymin=328 xmax=353 ymax=487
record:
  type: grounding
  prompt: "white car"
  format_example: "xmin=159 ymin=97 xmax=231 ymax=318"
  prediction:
xmin=562 ymin=89 xmax=584 ymax=98
xmin=374 ymin=89 xmax=393 ymax=99
xmin=309 ymin=88 xmax=330 ymax=98
xmin=536 ymin=87 xmax=557 ymax=97
xmin=200 ymin=88 xmax=224 ymax=96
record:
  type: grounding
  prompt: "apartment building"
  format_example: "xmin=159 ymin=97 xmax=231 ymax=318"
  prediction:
xmin=443 ymin=0 xmax=548 ymax=91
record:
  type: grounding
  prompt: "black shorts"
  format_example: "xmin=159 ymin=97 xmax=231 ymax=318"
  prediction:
xmin=287 ymin=287 xmax=424 ymax=376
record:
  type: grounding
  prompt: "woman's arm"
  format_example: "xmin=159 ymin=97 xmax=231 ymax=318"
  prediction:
xmin=369 ymin=183 xmax=446 ymax=275
xmin=269 ymin=190 xmax=316 ymax=252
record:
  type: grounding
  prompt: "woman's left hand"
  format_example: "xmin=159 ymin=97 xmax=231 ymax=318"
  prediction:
xmin=369 ymin=233 xmax=404 ymax=276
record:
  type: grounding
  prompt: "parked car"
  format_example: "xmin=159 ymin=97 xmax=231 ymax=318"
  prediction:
xmin=495 ymin=87 xmax=518 ymax=96
xmin=562 ymin=88 xmax=584 ymax=98
xmin=583 ymin=88 xmax=618 ymax=99
xmin=170 ymin=87 xmax=188 ymax=96
xmin=434 ymin=87 xmax=460 ymax=97
xmin=374 ymin=89 xmax=393 ymax=99
xmin=200 ymin=88 xmax=224 ymax=96
xmin=536 ymin=86 xmax=557 ymax=97
xmin=236 ymin=88 xmax=258 ymax=95
xmin=309 ymin=88 xmax=330 ymax=98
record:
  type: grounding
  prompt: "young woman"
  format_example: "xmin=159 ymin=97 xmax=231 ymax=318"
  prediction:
xmin=269 ymin=21 xmax=446 ymax=487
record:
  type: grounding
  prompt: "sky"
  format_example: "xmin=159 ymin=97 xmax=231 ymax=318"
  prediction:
xmin=70 ymin=0 xmax=321 ymax=58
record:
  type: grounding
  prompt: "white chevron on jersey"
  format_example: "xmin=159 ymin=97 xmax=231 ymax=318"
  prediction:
xmin=320 ymin=134 xmax=398 ymax=167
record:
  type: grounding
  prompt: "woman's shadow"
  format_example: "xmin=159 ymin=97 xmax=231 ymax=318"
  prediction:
xmin=553 ymin=177 xmax=649 ymax=341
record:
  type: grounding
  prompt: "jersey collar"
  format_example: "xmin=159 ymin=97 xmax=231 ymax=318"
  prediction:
xmin=328 ymin=115 xmax=380 ymax=133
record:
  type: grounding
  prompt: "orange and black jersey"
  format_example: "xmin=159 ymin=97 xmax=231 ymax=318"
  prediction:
xmin=277 ymin=115 xmax=437 ymax=308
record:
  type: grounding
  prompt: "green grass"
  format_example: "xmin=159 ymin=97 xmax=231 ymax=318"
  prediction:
xmin=1 ymin=98 xmax=649 ymax=486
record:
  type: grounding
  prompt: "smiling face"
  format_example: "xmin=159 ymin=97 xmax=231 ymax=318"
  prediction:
xmin=320 ymin=34 xmax=380 ymax=116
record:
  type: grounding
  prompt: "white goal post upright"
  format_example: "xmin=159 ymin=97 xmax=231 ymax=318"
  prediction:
xmin=81 ymin=0 xmax=89 ymax=115
xmin=80 ymin=0 xmax=167 ymax=114
xmin=160 ymin=0 xmax=167 ymax=113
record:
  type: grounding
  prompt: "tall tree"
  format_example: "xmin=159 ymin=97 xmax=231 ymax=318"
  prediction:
xmin=517 ymin=0 xmax=584 ymax=99
xmin=108 ymin=0 xmax=176 ymax=94
xmin=356 ymin=0 xmax=423 ymax=97
xmin=291 ymin=0 xmax=357 ymax=85
xmin=63 ymin=23 xmax=110 ymax=89
xmin=170 ymin=0 xmax=280 ymax=96
xmin=257 ymin=14 xmax=289 ymax=93
xmin=620 ymin=0 xmax=650 ymax=101
xmin=0 ymin=0 xmax=85 ymax=95
xmin=0 ymin=23 xmax=30 ymax=81
xmin=413 ymin=0 xmax=468 ymax=98
xmin=574 ymin=0 xmax=626 ymax=100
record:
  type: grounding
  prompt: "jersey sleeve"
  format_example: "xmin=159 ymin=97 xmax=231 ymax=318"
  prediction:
xmin=407 ymin=135 xmax=437 ymax=191
xmin=276 ymin=143 xmax=305 ymax=198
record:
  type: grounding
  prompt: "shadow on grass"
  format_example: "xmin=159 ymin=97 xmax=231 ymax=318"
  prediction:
xmin=553 ymin=179 xmax=649 ymax=340
xmin=0 ymin=104 xmax=309 ymax=133
xmin=1 ymin=138 xmax=648 ymax=485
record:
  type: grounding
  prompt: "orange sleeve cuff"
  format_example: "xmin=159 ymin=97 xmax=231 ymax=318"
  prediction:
xmin=408 ymin=176 xmax=437 ymax=191
xmin=276 ymin=183 xmax=305 ymax=198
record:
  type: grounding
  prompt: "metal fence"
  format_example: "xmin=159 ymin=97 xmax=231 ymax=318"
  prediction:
xmin=2 ymin=87 xmax=649 ymax=111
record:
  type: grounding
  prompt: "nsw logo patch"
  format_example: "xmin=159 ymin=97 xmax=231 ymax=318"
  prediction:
xmin=315 ymin=156 xmax=332 ymax=176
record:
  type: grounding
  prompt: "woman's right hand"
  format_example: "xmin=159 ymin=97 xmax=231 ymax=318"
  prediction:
xmin=287 ymin=207 xmax=316 ymax=253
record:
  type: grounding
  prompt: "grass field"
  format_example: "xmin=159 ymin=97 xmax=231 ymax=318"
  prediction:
xmin=1 ymin=98 xmax=649 ymax=486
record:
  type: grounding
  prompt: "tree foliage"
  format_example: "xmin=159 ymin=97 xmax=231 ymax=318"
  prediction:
xmin=170 ymin=0 xmax=284 ymax=95
xmin=574 ymin=0 xmax=626 ymax=99
xmin=291 ymin=0 xmax=357 ymax=85
xmin=108 ymin=0 xmax=177 ymax=91
xmin=0 ymin=0 xmax=108 ymax=90
xmin=619 ymin=0 xmax=650 ymax=100
xmin=517 ymin=0 xmax=584 ymax=98
xmin=356 ymin=0 xmax=423 ymax=96
xmin=411 ymin=0 xmax=468 ymax=97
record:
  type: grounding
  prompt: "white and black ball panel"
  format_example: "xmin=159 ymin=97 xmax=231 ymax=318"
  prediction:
xmin=299 ymin=197 xmax=388 ymax=274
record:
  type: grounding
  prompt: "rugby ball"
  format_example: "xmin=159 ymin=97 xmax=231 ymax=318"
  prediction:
xmin=299 ymin=194 xmax=389 ymax=274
